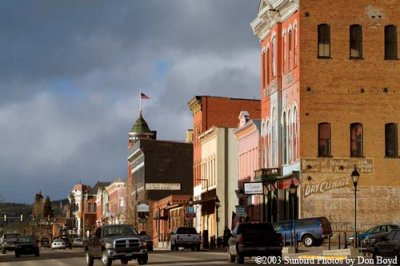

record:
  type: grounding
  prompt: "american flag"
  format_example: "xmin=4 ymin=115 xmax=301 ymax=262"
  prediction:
xmin=141 ymin=92 xmax=150 ymax=99
xmin=231 ymin=211 xmax=239 ymax=230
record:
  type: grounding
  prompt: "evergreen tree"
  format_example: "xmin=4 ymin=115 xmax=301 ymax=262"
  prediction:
xmin=43 ymin=196 xmax=54 ymax=219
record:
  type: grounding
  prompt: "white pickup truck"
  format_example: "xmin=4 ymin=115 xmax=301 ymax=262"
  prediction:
xmin=170 ymin=227 xmax=201 ymax=251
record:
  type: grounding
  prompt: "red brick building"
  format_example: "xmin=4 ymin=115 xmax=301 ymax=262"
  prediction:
xmin=251 ymin=0 xmax=400 ymax=233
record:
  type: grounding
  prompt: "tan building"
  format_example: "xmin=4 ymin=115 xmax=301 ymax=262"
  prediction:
xmin=252 ymin=0 xmax=400 ymax=233
xmin=197 ymin=126 xmax=238 ymax=243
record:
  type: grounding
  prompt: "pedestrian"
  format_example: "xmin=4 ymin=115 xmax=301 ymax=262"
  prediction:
xmin=223 ymin=226 xmax=231 ymax=247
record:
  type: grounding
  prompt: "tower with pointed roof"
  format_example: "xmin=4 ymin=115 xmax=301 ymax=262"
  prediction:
xmin=128 ymin=111 xmax=157 ymax=143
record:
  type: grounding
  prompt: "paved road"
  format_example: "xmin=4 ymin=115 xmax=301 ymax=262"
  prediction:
xmin=0 ymin=248 xmax=232 ymax=266
xmin=0 ymin=248 xmax=378 ymax=265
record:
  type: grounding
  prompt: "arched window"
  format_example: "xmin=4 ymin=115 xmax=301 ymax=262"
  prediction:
xmin=350 ymin=24 xmax=363 ymax=59
xmin=288 ymin=110 xmax=292 ymax=162
xmin=261 ymin=51 xmax=266 ymax=88
xmin=272 ymin=108 xmax=277 ymax=166
xmin=385 ymin=25 xmax=398 ymax=60
xmin=266 ymin=120 xmax=270 ymax=167
xmin=385 ymin=123 xmax=398 ymax=157
xmin=350 ymin=123 xmax=363 ymax=157
xmin=293 ymin=107 xmax=298 ymax=160
xmin=288 ymin=29 xmax=292 ymax=69
xmin=266 ymin=47 xmax=270 ymax=85
xmin=318 ymin=24 xmax=331 ymax=58
xmin=272 ymin=35 xmax=277 ymax=77
xmin=282 ymin=112 xmax=287 ymax=164
xmin=294 ymin=24 xmax=298 ymax=66
xmin=318 ymin=123 xmax=331 ymax=157
xmin=283 ymin=31 xmax=287 ymax=73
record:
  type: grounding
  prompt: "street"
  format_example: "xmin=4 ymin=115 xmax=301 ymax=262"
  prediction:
xmin=0 ymin=247 xmax=381 ymax=266
xmin=0 ymin=248 xmax=232 ymax=266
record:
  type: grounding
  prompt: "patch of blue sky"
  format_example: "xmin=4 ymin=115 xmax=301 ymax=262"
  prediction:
xmin=155 ymin=60 xmax=172 ymax=82
xmin=53 ymin=79 xmax=87 ymax=101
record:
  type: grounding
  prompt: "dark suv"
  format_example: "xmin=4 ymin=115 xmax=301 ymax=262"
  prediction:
xmin=1 ymin=233 xmax=20 ymax=254
xmin=228 ymin=222 xmax=283 ymax=264
xmin=274 ymin=217 xmax=332 ymax=247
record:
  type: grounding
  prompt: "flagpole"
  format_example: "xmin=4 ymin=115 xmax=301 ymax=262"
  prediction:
xmin=139 ymin=91 xmax=142 ymax=113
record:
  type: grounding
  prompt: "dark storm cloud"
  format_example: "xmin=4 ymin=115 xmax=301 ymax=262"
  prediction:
xmin=0 ymin=0 xmax=260 ymax=203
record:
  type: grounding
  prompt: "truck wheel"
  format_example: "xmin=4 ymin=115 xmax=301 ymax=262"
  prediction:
xmin=86 ymin=251 xmax=94 ymax=266
xmin=101 ymin=251 xmax=112 ymax=266
xmin=302 ymin=234 xmax=314 ymax=247
xmin=2 ymin=248 xmax=6 ymax=254
xmin=195 ymin=244 xmax=200 ymax=251
xmin=170 ymin=244 xmax=175 ymax=251
xmin=237 ymin=253 xmax=244 ymax=264
xmin=229 ymin=253 xmax=236 ymax=263
xmin=15 ymin=252 xmax=20 ymax=258
xmin=137 ymin=254 xmax=148 ymax=265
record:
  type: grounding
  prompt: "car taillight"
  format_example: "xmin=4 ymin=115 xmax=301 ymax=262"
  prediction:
xmin=278 ymin=234 xmax=283 ymax=243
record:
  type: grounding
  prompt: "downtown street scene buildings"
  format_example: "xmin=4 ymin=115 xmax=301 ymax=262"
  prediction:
xmin=37 ymin=0 xmax=400 ymax=249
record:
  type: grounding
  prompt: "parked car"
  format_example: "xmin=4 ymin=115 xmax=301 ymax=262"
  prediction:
xmin=72 ymin=238 xmax=85 ymax=248
xmin=228 ymin=222 xmax=283 ymax=264
xmin=348 ymin=224 xmax=399 ymax=245
xmin=61 ymin=237 xmax=72 ymax=249
xmin=51 ymin=239 xmax=66 ymax=250
xmin=273 ymin=217 xmax=332 ymax=247
xmin=15 ymin=236 xmax=40 ymax=257
xmin=40 ymin=237 xmax=51 ymax=248
xmin=373 ymin=229 xmax=400 ymax=263
xmin=361 ymin=225 xmax=400 ymax=253
xmin=170 ymin=227 xmax=201 ymax=251
xmin=139 ymin=233 xmax=153 ymax=252
xmin=1 ymin=232 xmax=20 ymax=254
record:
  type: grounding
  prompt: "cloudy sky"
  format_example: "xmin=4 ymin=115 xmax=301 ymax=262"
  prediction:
xmin=0 ymin=0 xmax=261 ymax=203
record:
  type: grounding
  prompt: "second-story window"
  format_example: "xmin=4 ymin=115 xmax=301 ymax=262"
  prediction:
xmin=289 ymin=29 xmax=293 ymax=69
xmin=350 ymin=123 xmax=363 ymax=157
xmin=385 ymin=25 xmax=398 ymax=60
xmin=318 ymin=123 xmax=331 ymax=157
xmin=385 ymin=123 xmax=398 ymax=157
xmin=318 ymin=24 xmax=331 ymax=58
xmin=350 ymin=24 xmax=363 ymax=59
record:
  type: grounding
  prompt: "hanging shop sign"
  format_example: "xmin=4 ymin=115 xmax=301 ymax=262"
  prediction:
xmin=244 ymin=182 xmax=264 ymax=195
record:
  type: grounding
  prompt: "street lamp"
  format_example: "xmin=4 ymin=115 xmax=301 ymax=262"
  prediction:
xmin=215 ymin=197 xmax=220 ymax=247
xmin=289 ymin=181 xmax=297 ymax=250
xmin=351 ymin=165 xmax=360 ymax=248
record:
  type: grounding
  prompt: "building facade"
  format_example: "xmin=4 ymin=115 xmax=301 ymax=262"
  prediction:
xmin=197 ymin=126 xmax=238 ymax=243
xmin=233 ymin=111 xmax=262 ymax=222
xmin=127 ymin=112 xmax=193 ymax=237
xmin=252 ymin=0 xmax=400 ymax=232
xmin=187 ymin=96 xmax=261 ymax=243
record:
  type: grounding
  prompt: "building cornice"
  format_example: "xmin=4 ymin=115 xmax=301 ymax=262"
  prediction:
xmin=251 ymin=0 xmax=299 ymax=41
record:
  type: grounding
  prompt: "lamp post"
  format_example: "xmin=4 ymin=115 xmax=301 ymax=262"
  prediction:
xmin=215 ymin=197 xmax=220 ymax=247
xmin=351 ymin=165 xmax=360 ymax=248
xmin=289 ymin=181 xmax=297 ymax=250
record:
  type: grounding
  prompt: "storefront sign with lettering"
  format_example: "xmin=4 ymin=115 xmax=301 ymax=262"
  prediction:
xmin=304 ymin=177 xmax=350 ymax=198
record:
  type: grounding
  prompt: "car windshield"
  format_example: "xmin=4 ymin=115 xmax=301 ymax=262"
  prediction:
xmin=18 ymin=237 xmax=33 ymax=243
xmin=176 ymin=227 xmax=197 ymax=234
xmin=5 ymin=233 xmax=19 ymax=239
xmin=103 ymin=225 xmax=137 ymax=236
xmin=235 ymin=223 xmax=275 ymax=234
